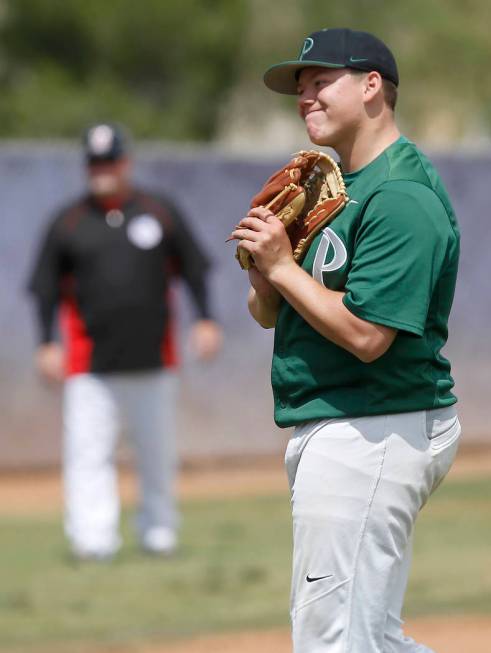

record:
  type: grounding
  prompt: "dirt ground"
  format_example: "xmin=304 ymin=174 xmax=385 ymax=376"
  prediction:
xmin=1 ymin=447 xmax=490 ymax=653
xmin=0 ymin=446 xmax=490 ymax=517
xmin=135 ymin=616 xmax=491 ymax=653
xmin=0 ymin=456 xmax=291 ymax=517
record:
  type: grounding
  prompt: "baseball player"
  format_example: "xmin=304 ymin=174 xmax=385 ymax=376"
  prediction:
xmin=232 ymin=29 xmax=461 ymax=652
xmin=29 ymin=123 xmax=222 ymax=560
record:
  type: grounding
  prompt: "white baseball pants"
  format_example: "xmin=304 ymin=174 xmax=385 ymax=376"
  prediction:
xmin=63 ymin=370 xmax=178 ymax=556
xmin=285 ymin=406 xmax=461 ymax=653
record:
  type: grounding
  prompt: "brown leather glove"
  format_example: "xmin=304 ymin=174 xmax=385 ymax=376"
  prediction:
xmin=236 ymin=150 xmax=348 ymax=270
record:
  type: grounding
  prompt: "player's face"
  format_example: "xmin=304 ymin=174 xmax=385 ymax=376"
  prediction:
xmin=87 ymin=158 xmax=131 ymax=197
xmin=297 ymin=67 xmax=366 ymax=148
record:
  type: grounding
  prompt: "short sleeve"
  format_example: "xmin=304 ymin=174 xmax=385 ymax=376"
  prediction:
xmin=343 ymin=182 xmax=451 ymax=336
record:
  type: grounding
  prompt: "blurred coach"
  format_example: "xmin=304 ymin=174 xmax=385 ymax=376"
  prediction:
xmin=28 ymin=123 xmax=222 ymax=560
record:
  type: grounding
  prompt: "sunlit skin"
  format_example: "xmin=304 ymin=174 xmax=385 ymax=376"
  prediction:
xmin=297 ymin=68 xmax=367 ymax=155
xmin=87 ymin=158 xmax=132 ymax=199
xmin=296 ymin=66 xmax=400 ymax=173
xmin=231 ymin=66 xmax=400 ymax=362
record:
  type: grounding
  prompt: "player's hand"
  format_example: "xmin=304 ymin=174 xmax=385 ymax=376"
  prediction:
xmin=35 ymin=343 xmax=65 ymax=383
xmin=248 ymin=266 xmax=281 ymax=304
xmin=189 ymin=320 xmax=223 ymax=361
xmin=232 ymin=207 xmax=295 ymax=279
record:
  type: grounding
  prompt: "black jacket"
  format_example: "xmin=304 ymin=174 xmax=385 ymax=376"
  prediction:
xmin=28 ymin=189 xmax=212 ymax=373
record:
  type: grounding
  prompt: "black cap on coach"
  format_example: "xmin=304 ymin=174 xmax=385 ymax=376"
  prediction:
xmin=264 ymin=28 xmax=399 ymax=95
xmin=83 ymin=123 xmax=129 ymax=164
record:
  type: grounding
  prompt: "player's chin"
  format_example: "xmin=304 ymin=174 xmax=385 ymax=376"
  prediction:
xmin=304 ymin=122 xmax=332 ymax=146
xmin=307 ymin=130 xmax=333 ymax=147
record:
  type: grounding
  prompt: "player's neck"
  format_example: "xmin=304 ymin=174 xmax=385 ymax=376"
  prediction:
xmin=338 ymin=119 xmax=400 ymax=174
xmin=93 ymin=187 xmax=132 ymax=211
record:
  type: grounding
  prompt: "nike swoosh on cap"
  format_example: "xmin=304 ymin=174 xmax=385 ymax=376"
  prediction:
xmin=349 ymin=56 xmax=369 ymax=63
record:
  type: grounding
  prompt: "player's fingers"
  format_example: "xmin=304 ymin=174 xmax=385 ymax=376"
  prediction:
xmin=226 ymin=214 xmax=282 ymax=243
xmin=231 ymin=227 xmax=262 ymax=242
xmin=237 ymin=239 xmax=255 ymax=255
xmin=237 ymin=216 xmax=271 ymax=231
xmin=226 ymin=216 xmax=272 ymax=241
xmin=248 ymin=206 xmax=275 ymax=221
xmin=250 ymin=209 xmax=284 ymax=230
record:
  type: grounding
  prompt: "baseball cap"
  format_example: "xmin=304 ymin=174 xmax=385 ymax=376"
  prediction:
xmin=83 ymin=123 xmax=129 ymax=163
xmin=264 ymin=28 xmax=399 ymax=95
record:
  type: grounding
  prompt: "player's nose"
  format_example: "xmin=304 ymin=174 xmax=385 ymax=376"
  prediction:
xmin=297 ymin=95 xmax=315 ymax=118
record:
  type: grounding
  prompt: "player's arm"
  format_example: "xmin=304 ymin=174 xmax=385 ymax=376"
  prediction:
xmin=27 ymin=219 xmax=67 ymax=381
xmin=268 ymin=263 xmax=396 ymax=362
xmin=167 ymin=202 xmax=223 ymax=360
xmin=247 ymin=267 xmax=281 ymax=329
xmin=234 ymin=207 xmax=396 ymax=362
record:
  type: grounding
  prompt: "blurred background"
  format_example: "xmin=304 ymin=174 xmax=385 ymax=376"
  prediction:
xmin=1 ymin=0 xmax=490 ymax=468
xmin=0 ymin=1 xmax=490 ymax=652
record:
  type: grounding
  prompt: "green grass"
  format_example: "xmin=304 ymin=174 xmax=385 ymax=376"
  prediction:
xmin=409 ymin=477 xmax=491 ymax=616
xmin=0 ymin=476 xmax=490 ymax=652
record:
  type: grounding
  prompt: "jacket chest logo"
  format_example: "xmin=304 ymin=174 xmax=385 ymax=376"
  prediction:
xmin=127 ymin=214 xmax=163 ymax=249
xmin=312 ymin=227 xmax=347 ymax=283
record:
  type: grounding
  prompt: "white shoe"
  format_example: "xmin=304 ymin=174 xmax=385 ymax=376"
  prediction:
xmin=141 ymin=527 xmax=177 ymax=556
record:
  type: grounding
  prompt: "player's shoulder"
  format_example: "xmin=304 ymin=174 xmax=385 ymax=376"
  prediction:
xmin=132 ymin=187 xmax=180 ymax=217
xmin=382 ymin=137 xmax=448 ymax=196
xmin=49 ymin=194 xmax=91 ymax=232
xmin=359 ymin=185 xmax=458 ymax=257
xmin=375 ymin=179 xmax=443 ymax=207
xmin=371 ymin=139 xmax=457 ymax=229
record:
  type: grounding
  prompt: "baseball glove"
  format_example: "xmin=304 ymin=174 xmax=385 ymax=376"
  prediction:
xmin=235 ymin=150 xmax=348 ymax=270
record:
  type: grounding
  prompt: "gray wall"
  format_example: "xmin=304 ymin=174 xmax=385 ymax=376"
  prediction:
xmin=0 ymin=144 xmax=489 ymax=469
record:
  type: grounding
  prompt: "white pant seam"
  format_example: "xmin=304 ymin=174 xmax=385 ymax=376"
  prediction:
xmin=344 ymin=416 xmax=389 ymax=653
xmin=294 ymin=577 xmax=351 ymax=614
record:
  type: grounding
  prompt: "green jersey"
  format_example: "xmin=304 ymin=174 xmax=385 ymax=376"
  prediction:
xmin=272 ymin=136 xmax=459 ymax=427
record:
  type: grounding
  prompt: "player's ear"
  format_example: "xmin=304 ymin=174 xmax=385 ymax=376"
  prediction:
xmin=362 ymin=71 xmax=383 ymax=103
